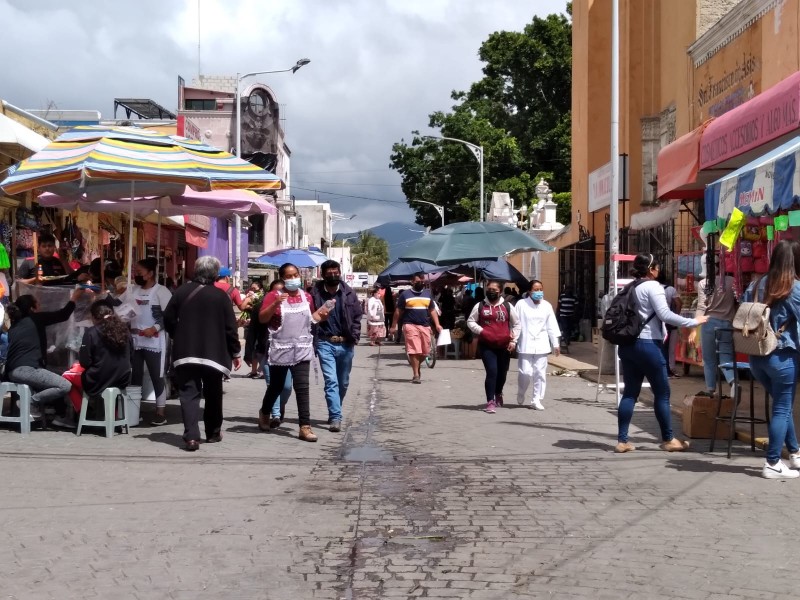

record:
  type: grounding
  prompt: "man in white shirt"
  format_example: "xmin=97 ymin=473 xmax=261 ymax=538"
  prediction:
xmin=515 ymin=280 xmax=561 ymax=410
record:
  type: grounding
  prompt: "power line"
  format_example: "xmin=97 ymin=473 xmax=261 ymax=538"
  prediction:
xmin=291 ymin=185 xmax=409 ymax=205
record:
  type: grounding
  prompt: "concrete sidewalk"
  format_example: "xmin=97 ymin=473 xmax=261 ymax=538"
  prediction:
xmin=550 ymin=341 xmax=776 ymax=449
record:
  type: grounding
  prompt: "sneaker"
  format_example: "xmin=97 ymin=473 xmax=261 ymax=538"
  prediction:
xmin=269 ymin=416 xmax=282 ymax=429
xmin=762 ymin=460 xmax=800 ymax=479
xmin=789 ymin=453 xmax=800 ymax=470
xmin=16 ymin=400 xmax=41 ymax=419
xmin=329 ymin=419 xmax=342 ymax=432
xmin=614 ymin=442 xmax=636 ymax=453
xmin=516 ymin=393 xmax=525 ymax=406
xmin=495 ymin=394 xmax=504 ymax=407
xmin=668 ymin=369 xmax=681 ymax=379
xmin=51 ymin=416 xmax=77 ymax=429
xmin=299 ymin=425 xmax=318 ymax=442
xmin=530 ymin=399 xmax=545 ymax=411
xmin=150 ymin=414 xmax=167 ymax=426
xmin=484 ymin=400 xmax=497 ymax=414
xmin=660 ymin=438 xmax=690 ymax=452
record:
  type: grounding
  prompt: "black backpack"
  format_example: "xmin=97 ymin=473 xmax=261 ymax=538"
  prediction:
xmin=601 ymin=279 xmax=655 ymax=346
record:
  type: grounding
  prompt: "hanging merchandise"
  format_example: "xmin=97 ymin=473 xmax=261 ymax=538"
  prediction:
xmin=0 ymin=244 xmax=10 ymax=270
xmin=16 ymin=227 xmax=34 ymax=250
xmin=15 ymin=207 xmax=39 ymax=231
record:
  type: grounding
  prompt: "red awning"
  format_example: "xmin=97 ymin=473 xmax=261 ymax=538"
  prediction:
xmin=699 ymin=70 xmax=800 ymax=170
xmin=657 ymin=121 xmax=711 ymax=199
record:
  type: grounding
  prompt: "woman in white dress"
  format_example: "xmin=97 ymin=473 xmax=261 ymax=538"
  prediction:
xmin=515 ymin=280 xmax=560 ymax=410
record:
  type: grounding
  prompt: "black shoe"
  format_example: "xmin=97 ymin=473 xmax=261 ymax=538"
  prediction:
xmin=184 ymin=440 xmax=200 ymax=452
xmin=206 ymin=432 xmax=223 ymax=443
xmin=329 ymin=420 xmax=342 ymax=432
xmin=269 ymin=416 xmax=281 ymax=429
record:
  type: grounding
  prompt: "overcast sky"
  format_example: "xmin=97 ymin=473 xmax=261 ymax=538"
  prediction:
xmin=2 ymin=0 xmax=568 ymax=232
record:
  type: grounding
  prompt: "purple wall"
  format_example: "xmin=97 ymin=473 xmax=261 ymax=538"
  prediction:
xmin=197 ymin=218 xmax=248 ymax=280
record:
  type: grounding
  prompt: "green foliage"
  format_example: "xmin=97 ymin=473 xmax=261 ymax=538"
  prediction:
xmin=552 ymin=192 xmax=572 ymax=225
xmin=350 ymin=231 xmax=389 ymax=274
xmin=390 ymin=3 xmax=572 ymax=228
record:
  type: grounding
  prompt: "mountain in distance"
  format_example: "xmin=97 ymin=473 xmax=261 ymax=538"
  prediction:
xmin=334 ymin=221 xmax=426 ymax=262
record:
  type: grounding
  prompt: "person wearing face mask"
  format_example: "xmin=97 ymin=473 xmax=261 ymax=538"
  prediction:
xmin=514 ymin=280 xmax=561 ymax=410
xmin=467 ymin=280 xmax=520 ymax=414
xmin=367 ymin=286 xmax=387 ymax=346
xmin=122 ymin=257 xmax=172 ymax=426
xmin=389 ymin=273 xmax=443 ymax=383
xmin=259 ymin=262 xmax=333 ymax=442
xmin=309 ymin=260 xmax=363 ymax=432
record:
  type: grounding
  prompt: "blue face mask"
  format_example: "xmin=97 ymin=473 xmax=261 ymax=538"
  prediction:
xmin=284 ymin=278 xmax=302 ymax=292
xmin=531 ymin=291 xmax=544 ymax=301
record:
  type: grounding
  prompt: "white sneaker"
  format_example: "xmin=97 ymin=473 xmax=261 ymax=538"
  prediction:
xmin=530 ymin=399 xmax=545 ymax=411
xmin=762 ymin=460 xmax=800 ymax=479
xmin=789 ymin=453 xmax=800 ymax=470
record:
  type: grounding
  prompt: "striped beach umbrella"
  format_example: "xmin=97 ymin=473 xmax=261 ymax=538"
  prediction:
xmin=0 ymin=125 xmax=284 ymax=198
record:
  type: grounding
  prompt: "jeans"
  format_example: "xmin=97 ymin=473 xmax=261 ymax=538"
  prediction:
xmin=700 ymin=318 xmax=734 ymax=392
xmin=261 ymin=362 xmax=311 ymax=427
xmin=9 ymin=366 xmax=72 ymax=405
xmin=749 ymin=349 xmax=800 ymax=464
xmin=558 ymin=316 xmax=573 ymax=345
xmin=478 ymin=343 xmax=511 ymax=401
xmin=317 ymin=341 xmax=355 ymax=422
xmin=175 ymin=364 xmax=223 ymax=442
xmin=261 ymin=354 xmax=292 ymax=418
xmin=617 ymin=339 xmax=674 ymax=443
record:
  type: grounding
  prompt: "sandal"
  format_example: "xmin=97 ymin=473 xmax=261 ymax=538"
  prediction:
xmin=695 ymin=390 xmax=713 ymax=397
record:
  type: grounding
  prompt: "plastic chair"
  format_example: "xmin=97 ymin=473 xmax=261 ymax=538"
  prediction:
xmin=77 ymin=387 xmax=130 ymax=438
xmin=710 ymin=328 xmax=770 ymax=458
xmin=0 ymin=382 xmax=39 ymax=434
xmin=442 ymin=339 xmax=461 ymax=359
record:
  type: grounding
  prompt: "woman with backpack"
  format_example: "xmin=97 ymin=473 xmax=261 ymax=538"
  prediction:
xmin=614 ymin=253 xmax=707 ymax=454
xmin=742 ymin=240 xmax=800 ymax=479
xmin=467 ymin=280 xmax=520 ymax=414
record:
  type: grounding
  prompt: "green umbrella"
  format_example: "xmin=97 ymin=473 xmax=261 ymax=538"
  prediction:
xmin=397 ymin=221 xmax=553 ymax=266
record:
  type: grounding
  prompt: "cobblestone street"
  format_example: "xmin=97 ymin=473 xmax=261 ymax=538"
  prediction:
xmin=1 ymin=342 xmax=797 ymax=599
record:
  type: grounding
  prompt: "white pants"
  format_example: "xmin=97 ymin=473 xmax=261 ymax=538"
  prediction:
xmin=518 ymin=353 xmax=549 ymax=402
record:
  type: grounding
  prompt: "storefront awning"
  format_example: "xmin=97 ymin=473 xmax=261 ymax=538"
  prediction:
xmin=700 ymin=70 xmax=800 ymax=171
xmin=630 ymin=200 xmax=682 ymax=230
xmin=0 ymin=113 xmax=49 ymax=159
xmin=657 ymin=121 xmax=712 ymax=199
xmin=705 ymin=136 xmax=800 ymax=219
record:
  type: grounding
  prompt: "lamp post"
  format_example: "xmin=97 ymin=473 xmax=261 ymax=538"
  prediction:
xmin=410 ymin=199 xmax=445 ymax=228
xmin=234 ymin=58 xmax=310 ymax=285
xmin=423 ymin=135 xmax=484 ymax=222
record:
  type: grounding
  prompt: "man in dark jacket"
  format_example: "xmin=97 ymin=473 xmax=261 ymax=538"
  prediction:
xmin=164 ymin=256 xmax=242 ymax=451
xmin=310 ymin=260 xmax=363 ymax=432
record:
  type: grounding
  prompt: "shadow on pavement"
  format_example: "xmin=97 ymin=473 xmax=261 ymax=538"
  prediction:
xmin=552 ymin=438 xmax=613 ymax=451
xmin=132 ymin=431 xmax=184 ymax=448
xmin=664 ymin=457 xmax=763 ymax=478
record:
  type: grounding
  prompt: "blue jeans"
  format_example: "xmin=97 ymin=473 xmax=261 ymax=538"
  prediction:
xmin=700 ymin=318 xmax=734 ymax=392
xmin=750 ymin=349 xmax=800 ymax=464
xmin=317 ymin=341 xmax=355 ymax=422
xmin=261 ymin=355 xmax=292 ymax=418
xmin=618 ymin=339 xmax=673 ymax=443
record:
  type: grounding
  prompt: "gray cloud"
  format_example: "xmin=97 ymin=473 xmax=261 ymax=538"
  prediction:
xmin=2 ymin=0 xmax=567 ymax=232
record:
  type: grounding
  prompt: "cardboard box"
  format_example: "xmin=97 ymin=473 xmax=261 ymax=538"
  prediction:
xmin=681 ymin=394 xmax=734 ymax=439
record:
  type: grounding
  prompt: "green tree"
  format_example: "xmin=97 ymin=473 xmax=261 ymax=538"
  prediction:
xmin=350 ymin=231 xmax=389 ymax=274
xmin=390 ymin=3 xmax=572 ymax=228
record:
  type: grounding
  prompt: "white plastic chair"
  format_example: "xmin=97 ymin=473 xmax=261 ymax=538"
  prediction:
xmin=77 ymin=387 xmax=130 ymax=438
xmin=0 ymin=382 xmax=39 ymax=434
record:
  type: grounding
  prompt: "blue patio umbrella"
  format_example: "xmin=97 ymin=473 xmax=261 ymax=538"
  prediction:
xmin=377 ymin=257 xmax=528 ymax=289
xmin=256 ymin=248 xmax=329 ymax=269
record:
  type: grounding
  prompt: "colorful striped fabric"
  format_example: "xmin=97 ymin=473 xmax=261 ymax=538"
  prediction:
xmin=0 ymin=125 xmax=284 ymax=197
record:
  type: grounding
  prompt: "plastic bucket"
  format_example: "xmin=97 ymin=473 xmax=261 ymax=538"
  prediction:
xmin=126 ymin=392 xmax=141 ymax=427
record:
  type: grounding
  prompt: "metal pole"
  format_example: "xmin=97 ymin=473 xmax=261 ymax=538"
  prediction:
xmin=128 ymin=182 xmax=135 ymax=287
xmin=234 ymin=73 xmax=242 ymax=287
xmin=479 ymin=146 xmax=484 ymax=222
xmin=610 ymin=0 xmax=621 ymax=405
xmin=440 ymin=206 xmax=445 ymax=228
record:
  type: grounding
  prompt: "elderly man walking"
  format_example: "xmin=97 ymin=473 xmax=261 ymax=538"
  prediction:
xmin=310 ymin=260 xmax=363 ymax=432
xmin=164 ymin=256 xmax=242 ymax=451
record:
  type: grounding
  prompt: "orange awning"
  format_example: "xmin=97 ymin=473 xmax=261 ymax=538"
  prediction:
xmin=657 ymin=120 xmax=712 ymax=200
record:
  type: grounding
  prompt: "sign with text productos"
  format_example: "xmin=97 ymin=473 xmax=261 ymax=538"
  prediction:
xmin=177 ymin=115 xmax=201 ymax=141
xmin=588 ymin=155 xmax=629 ymax=213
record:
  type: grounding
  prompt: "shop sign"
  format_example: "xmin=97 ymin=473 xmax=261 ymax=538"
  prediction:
xmin=177 ymin=115 xmax=201 ymax=141
xmin=699 ymin=71 xmax=800 ymax=169
xmin=588 ymin=155 xmax=628 ymax=213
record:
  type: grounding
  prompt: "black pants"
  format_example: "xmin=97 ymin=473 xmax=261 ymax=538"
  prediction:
xmin=132 ymin=348 xmax=165 ymax=401
xmin=176 ymin=364 xmax=224 ymax=442
xmin=261 ymin=361 xmax=311 ymax=426
xmin=479 ymin=343 xmax=511 ymax=401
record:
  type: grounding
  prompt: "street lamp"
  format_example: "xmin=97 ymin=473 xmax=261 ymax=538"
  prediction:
xmin=410 ymin=199 xmax=445 ymax=228
xmin=424 ymin=135 xmax=484 ymax=222
xmin=234 ymin=58 xmax=310 ymax=284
